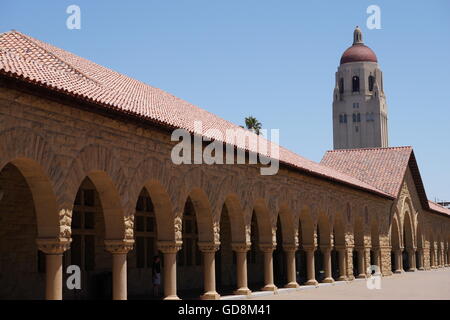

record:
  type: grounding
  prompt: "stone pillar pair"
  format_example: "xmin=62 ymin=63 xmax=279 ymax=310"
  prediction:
xmin=260 ymin=243 xmax=301 ymax=291
xmin=37 ymin=237 xmax=134 ymax=300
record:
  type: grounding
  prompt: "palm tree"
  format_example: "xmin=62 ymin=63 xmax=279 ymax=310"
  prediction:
xmin=245 ymin=116 xmax=262 ymax=135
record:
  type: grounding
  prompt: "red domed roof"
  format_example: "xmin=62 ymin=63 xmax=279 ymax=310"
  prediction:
xmin=340 ymin=44 xmax=377 ymax=65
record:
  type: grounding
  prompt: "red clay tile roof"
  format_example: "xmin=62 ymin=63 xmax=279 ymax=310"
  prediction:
xmin=0 ymin=30 xmax=394 ymax=198
xmin=321 ymin=147 xmax=449 ymax=217
xmin=321 ymin=147 xmax=412 ymax=197
xmin=428 ymin=201 xmax=450 ymax=216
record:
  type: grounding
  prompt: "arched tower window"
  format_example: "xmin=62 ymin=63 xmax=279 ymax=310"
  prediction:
xmin=352 ymin=76 xmax=360 ymax=92
xmin=368 ymin=75 xmax=375 ymax=91
xmin=339 ymin=78 xmax=344 ymax=94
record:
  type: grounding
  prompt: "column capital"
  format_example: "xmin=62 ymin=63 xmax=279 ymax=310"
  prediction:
xmin=319 ymin=245 xmax=332 ymax=252
xmin=198 ymin=242 xmax=220 ymax=253
xmin=231 ymin=242 xmax=251 ymax=253
xmin=259 ymin=243 xmax=276 ymax=253
xmin=283 ymin=244 xmax=298 ymax=253
xmin=335 ymin=245 xmax=347 ymax=250
xmin=157 ymin=241 xmax=183 ymax=253
xmin=36 ymin=238 xmax=71 ymax=255
xmin=104 ymin=239 xmax=134 ymax=254
xmin=302 ymin=244 xmax=316 ymax=252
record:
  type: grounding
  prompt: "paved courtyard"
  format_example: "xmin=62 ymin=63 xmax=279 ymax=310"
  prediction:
xmin=244 ymin=268 xmax=450 ymax=300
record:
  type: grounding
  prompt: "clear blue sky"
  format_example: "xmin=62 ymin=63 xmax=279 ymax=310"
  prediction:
xmin=1 ymin=0 xmax=449 ymax=201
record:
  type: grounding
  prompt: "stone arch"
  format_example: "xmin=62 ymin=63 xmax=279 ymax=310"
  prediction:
xmin=317 ymin=212 xmax=332 ymax=246
xmin=0 ymin=128 xmax=63 ymax=238
xmin=1 ymin=158 xmax=60 ymax=238
xmin=138 ymin=180 xmax=175 ymax=242
xmin=65 ymin=144 xmax=128 ymax=240
xmin=390 ymin=213 xmax=401 ymax=250
xmin=183 ymin=188 xmax=215 ymax=243
xmin=129 ymin=154 xmax=182 ymax=216
xmin=299 ymin=205 xmax=315 ymax=247
xmin=370 ymin=217 xmax=380 ymax=249
xmin=277 ymin=203 xmax=297 ymax=246
xmin=353 ymin=215 xmax=365 ymax=248
xmin=402 ymin=199 xmax=415 ymax=250
xmin=251 ymin=198 xmax=274 ymax=245
xmin=219 ymin=194 xmax=247 ymax=244
xmin=333 ymin=212 xmax=346 ymax=247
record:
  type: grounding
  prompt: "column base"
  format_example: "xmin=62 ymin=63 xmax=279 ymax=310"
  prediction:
xmin=322 ymin=277 xmax=334 ymax=284
xmin=418 ymin=267 xmax=425 ymax=271
xmin=305 ymin=279 xmax=318 ymax=286
xmin=394 ymin=269 xmax=403 ymax=274
xmin=261 ymin=284 xmax=278 ymax=292
xmin=407 ymin=268 xmax=417 ymax=272
xmin=356 ymin=274 xmax=366 ymax=279
xmin=337 ymin=276 xmax=347 ymax=281
xmin=346 ymin=275 xmax=355 ymax=281
xmin=163 ymin=295 xmax=181 ymax=300
xmin=234 ymin=287 xmax=252 ymax=295
xmin=285 ymin=282 xmax=300 ymax=289
xmin=201 ymin=291 xmax=221 ymax=300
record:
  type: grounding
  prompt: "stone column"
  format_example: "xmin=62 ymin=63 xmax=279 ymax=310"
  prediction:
xmin=372 ymin=247 xmax=381 ymax=275
xmin=346 ymin=246 xmax=355 ymax=280
xmin=320 ymin=246 xmax=334 ymax=283
xmin=199 ymin=242 xmax=220 ymax=300
xmin=260 ymin=244 xmax=277 ymax=291
xmin=158 ymin=241 xmax=182 ymax=300
xmin=36 ymin=238 xmax=71 ymax=300
xmin=430 ymin=248 xmax=436 ymax=269
xmin=417 ymin=248 xmax=424 ymax=270
xmin=446 ymin=249 xmax=450 ymax=267
xmin=105 ymin=239 xmax=134 ymax=300
xmin=356 ymin=247 xmax=366 ymax=278
xmin=364 ymin=247 xmax=371 ymax=276
xmin=304 ymin=245 xmax=318 ymax=286
xmin=284 ymin=244 xmax=300 ymax=288
xmin=394 ymin=249 xmax=403 ymax=273
xmin=232 ymin=243 xmax=251 ymax=295
xmin=336 ymin=246 xmax=347 ymax=281
xmin=407 ymin=248 xmax=416 ymax=272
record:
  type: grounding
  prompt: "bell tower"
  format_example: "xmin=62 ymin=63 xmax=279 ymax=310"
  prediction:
xmin=333 ymin=26 xmax=388 ymax=149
